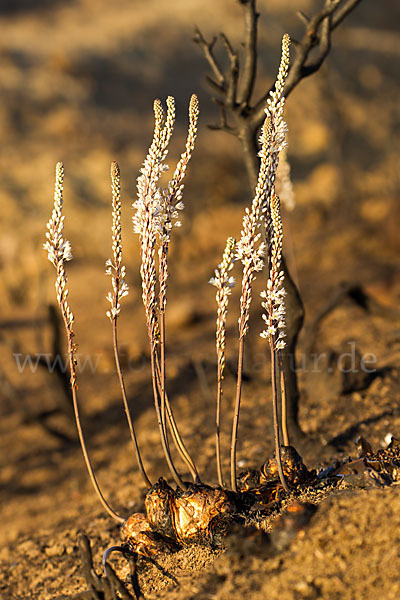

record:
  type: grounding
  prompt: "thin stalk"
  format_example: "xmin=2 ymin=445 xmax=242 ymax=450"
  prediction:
xmin=149 ymin=345 xmax=186 ymax=490
xmin=154 ymin=352 xmax=200 ymax=483
xmin=230 ymin=334 xmax=245 ymax=492
xmin=165 ymin=395 xmax=200 ymax=483
xmin=270 ymin=345 xmax=289 ymax=493
xmin=210 ymin=236 xmax=236 ymax=489
xmin=112 ymin=320 xmax=151 ymax=488
xmin=107 ymin=160 xmax=150 ymax=488
xmin=159 ymin=306 xmax=167 ymax=444
xmin=45 ymin=162 xmax=124 ymax=523
xmin=66 ymin=324 xmax=125 ymax=523
xmin=216 ymin=365 xmax=224 ymax=487
xmin=165 ymin=395 xmax=201 ymax=483
xmin=278 ymin=350 xmax=290 ymax=447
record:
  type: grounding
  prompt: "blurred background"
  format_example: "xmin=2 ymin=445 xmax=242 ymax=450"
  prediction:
xmin=0 ymin=1 xmax=399 ymax=596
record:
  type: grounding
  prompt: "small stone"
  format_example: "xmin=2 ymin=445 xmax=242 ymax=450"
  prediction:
xmin=45 ymin=544 xmax=65 ymax=557
xmin=19 ymin=540 xmax=40 ymax=558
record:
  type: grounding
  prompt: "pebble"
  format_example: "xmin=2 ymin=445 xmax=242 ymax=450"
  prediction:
xmin=18 ymin=540 xmax=40 ymax=558
xmin=45 ymin=544 xmax=65 ymax=557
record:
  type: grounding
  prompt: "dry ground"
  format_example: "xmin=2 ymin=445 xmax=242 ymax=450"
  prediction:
xmin=0 ymin=0 xmax=400 ymax=598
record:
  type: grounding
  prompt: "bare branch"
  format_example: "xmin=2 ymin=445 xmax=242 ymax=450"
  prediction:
xmin=332 ymin=0 xmax=363 ymax=29
xmin=310 ymin=11 xmax=332 ymax=69
xmin=237 ymin=0 xmax=259 ymax=105
xmin=193 ymin=27 xmax=225 ymax=88
xmin=284 ymin=0 xmax=338 ymax=97
xmin=220 ymin=33 xmax=239 ymax=107
xmin=251 ymin=0 xmax=363 ymax=128
xmin=209 ymin=97 xmax=237 ymax=134
xmin=297 ymin=11 xmax=310 ymax=27
xmin=306 ymin=0 xmax=341 ymax=36
xmin=208 ymin=122 xmax=237 ymax=135
xmin=206 ymin=75 xmax=225 ymax=93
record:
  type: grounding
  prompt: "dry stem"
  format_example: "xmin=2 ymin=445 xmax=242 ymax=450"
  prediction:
xmin=279 ymin=350 xmax=290 ymax=447
xmin=271 ymin=346 xmax=290 ymax=493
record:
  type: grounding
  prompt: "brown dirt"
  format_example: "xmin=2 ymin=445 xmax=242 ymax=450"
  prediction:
xmin=1 ymin=1 xmax=400 ymax=598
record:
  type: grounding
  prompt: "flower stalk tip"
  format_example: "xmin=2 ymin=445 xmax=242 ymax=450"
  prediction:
xmin=106 ymin=161 xmax=129 ymax=321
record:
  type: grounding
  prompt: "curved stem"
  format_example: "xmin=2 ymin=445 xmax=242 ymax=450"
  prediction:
xmin=230 ymin=335 xmax=245 ymax=492
xmin=165 ymin=395 xmax=200 ymax=483
xmin=216 ymin=362 xmax=225 ymax=487
xmin=66 ymin=325 xmax=125 ymax=523
xmin=278 ymin=350 xmax=290 ymax=447
xmin=159 ymin=307 xmax=167 ymax=450
xmin=149 ymin=344 xmax=186 ymax=490
xmin=112 ymin=320 xmax=151 ymax=488
xmin=270 ymin=345 xmax=289 ymax=493
xmin=154 ymin=352 xmax=200 ymax=483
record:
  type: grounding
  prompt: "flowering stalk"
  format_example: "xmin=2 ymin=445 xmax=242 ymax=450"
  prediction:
xmin=133 ymin=98 xmax=171 ymax=347
xmin=276 ymin=148 xmax=295 ymax=211
xmin=133 ymin=98 xmax=187 ymax=490
xmin=157 ymin=94 xmax=201 ymax=484
xmin=249 ymin=34 xmax=292 ymax=494
xmin=106 ymin=161 xmax=151 ymax=489
xmin=261 ymin=193 xmax=289 ymax=492
xmin=229 ymin=118 xmax=273 ymax=492
xmin=260 ymin=195 xmax=287 ymax=353
xmin=210 ymin=237 xmax=236 ymax=488
xmin=230 ymin=33 xmax=291 ymax=492
xmin=158 ymin=94 xmax=199 ymax=309
xmin=44 ymin=162 xmax=124 ymax=523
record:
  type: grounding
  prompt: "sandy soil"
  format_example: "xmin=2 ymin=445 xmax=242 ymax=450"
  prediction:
xmin=0 ymin=1 xmax=400 ymax=598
